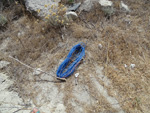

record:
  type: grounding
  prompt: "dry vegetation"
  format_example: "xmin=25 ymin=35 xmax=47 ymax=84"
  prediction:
xmin=0 ymin=0 xmax=150 ymax=112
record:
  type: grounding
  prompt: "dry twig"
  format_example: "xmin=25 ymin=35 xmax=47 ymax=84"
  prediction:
xmin=9 ymin=55 xmax=66 ymax=81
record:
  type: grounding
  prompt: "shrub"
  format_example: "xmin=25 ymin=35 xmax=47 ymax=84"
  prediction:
xmin=37 ymin=3 xmax=69 ymax=27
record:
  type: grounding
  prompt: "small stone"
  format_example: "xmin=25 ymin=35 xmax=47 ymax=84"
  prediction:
xmin=26 ymin=25 xmax=30 ymax=29
xmin=0 ymin=61 xmax=10 ymax=69
xmin=17 ymin=31 xmax=25 ymax=37
xmin=61 ymin=35 xmax=64 ymax=40
xmin=130 ymin=64 xmax=135 ymax=68
xmin=120 ymin=1 xmax=130 ymax=12
xmin=99 ymin=0 xmax=113 ymax=7
xmin=124 ymin=17 xmax=131 ymax=24
xmin=98 ymin=44 xmax=103 ymax=49
xmin=18 ymin=32 xmax=21 ymax=37
xmin=66 ymin=11 xmax=78 ymax=20
xmin=124 ymin=64 xmax=127 ymax=68
xmin=42 ymin=28 xmax=44 ymax=31
xmin=75 ymin=73 xmax=79 ymax=78
xmin=75 ymin=73 xmax=79 ymax=85
xmin=33 ymin=68 xmax=42 ymax=75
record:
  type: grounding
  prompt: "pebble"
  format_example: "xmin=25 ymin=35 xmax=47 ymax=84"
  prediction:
xmin=124 ymin=64 xmax=127 ymax=68
xmin=75 ymin=73 xmax=79 ymax=78
xmin=120 ymin=1 xmax=130 ymax=12
xmin=99 ymin=0 xmax=113 ymax=7
xmin=130 ymin=64 xmax=135 ymax=68
xmin=98 ymin=44 xmax=103 ymax=49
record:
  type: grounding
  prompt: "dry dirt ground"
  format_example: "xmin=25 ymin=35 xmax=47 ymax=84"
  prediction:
xmin=0 ymin=0 xmax=150 ymax=113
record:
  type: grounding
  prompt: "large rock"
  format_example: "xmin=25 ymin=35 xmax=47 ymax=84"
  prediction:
xmin=80 ymin=0 xmax=113 ymax=12
xmin=24 ymin=0 xmax=61 ymax=18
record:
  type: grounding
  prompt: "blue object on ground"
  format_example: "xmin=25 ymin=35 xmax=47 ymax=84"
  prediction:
xmin=56 ymin=43 xmax=85 ymax=78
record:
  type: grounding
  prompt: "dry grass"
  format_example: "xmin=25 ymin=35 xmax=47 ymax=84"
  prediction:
xmin=0 ymin=0 xmax=150 ymax=112
xmin=70 ymin=23 xmax=96 ymax=38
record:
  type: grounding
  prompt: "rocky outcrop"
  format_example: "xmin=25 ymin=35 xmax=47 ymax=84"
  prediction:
xmin=24 ymin=0 xmax=61 ymax=18
xmin=79 ymin=0 xmax=113 ymax=12
xmin=0 ymin=73 xmax=30 ymax=113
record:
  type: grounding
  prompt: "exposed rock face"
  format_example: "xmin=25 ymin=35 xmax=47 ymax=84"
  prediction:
xmin=0 ymin=73 xmax=30 ymax=113
xmin=0 ymin=61 xmax=10 ymax=69
xmin=79 ymin=0 xmax=113 ymax=12
xmin=24 ymin=0 xmax=61 ymax=17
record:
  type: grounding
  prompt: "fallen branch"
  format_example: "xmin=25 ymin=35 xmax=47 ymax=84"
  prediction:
xmin=9 ymin=56 xmax=66 ymax=81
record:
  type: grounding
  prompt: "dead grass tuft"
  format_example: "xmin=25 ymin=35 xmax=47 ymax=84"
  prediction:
xmin=70 ymin=23 xmax=95 ymax=38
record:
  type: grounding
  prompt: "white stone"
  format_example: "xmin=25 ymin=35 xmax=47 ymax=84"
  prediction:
xmin=130 ymin=64 xmax=135 ymax=68
xmin=124 ymin=64 xmax=127 ymax=68
xmin=66 ymin=11 xmax=78 ymax=20
xmin=98 ymin=44 xmax=103 ymax=49
xmin=33 ymin=68 xmax=42 ymax=75
xmin=0 ymin=61 xmax=10 ymax=69
xmin=120 ymin=1 xmax=130 ymax=12
xmin=17 ymin=31 xmax=25 ymax=37
xmin=17 ymin=32 xmax=21 ymax=37
xmin=26 ymin=25 xmax=30 ymax=29
xmin=99 ymin=0 xmax=113 ymax=7
xmin=75 ymin=73 xmax=79 ymax=78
